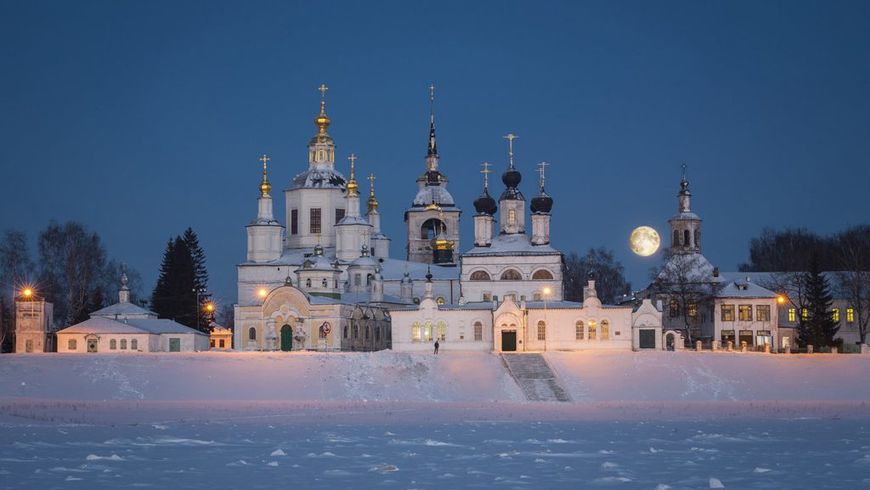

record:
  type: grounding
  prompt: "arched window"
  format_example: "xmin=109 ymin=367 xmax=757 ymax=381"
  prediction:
xmin=470 ymin=270 xmax=491 ymax=281
xmin=68 ymin=339 xmax=77 ymax=350
xmin=532 ymin=269 xmax=553 ymax=280
xmin=248 ymin=327 xmax=257 ymax=341
xmin=601 ymin=320 xmax=610 ymax=340
xmin=436 ymin=297 xmax=445 ymax=305
xmin=673 ymin=230 xmax=680 ymax=246
xmin=575 ymin=321 xmax=584 ymax=340
xmin=365 ymin=326 xmax=370 ymax=340
xmin=411 ymin=322 xmax=421 ymax=342
xmin=437 ymin=321 xmax=447 ymax=341
xmin=110 ymin=339 xmax=117 ymax=350
xmin=537 ymin=321 xmax=546 ymax=341
xmin=474 ymin=321 xmax=483 ymax=341
xmin=354 ymin=324 xmax=359 ymax=338
xmin=343 ymin=324 xmax=348 ymax=338
xmin=588 ymin=320 xmax=597 ymax=340
xmin=306 ymin=278 xmax=312 ymax=288
xmin=322 ymin=278 xmax=328 ymax=288
xmin=131 ymin=339 xmax=138 ymax=350
xmin=500 ymin=269 xmax=522 ymax=281
xmin=694 ymin=229 xmax=701 ymax=248
xmin=367 ymin=274 xmax=373 ymax=286
xmin=421 ymin=218 xmax=446 ymax=240
xmin=508 ymin=208 xmax=516 ymax=226
xmin=423 ymin=321 xmax=433 ymax=342
xmin=120 ymin=339 xmax=127 ymax=350
xmin=669 ymin=299 xmax=680 ymax=318
xmin=684 ymin=229 xmax=691 ymax=247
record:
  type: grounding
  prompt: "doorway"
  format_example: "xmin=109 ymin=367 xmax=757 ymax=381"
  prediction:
xmin=169 ymin=338 xmax=181 ymax=352
xmin=639 ymin=329 xmax=655 ymax=349
xmin=87 ymin=339 xmax=98 ymax=353
xmin=501 ymin=330 xmax=517 ymax=352
xmin=280 ymin=324 xmax=293 ymax=351
xmin=665 ymin=333 xmax=675 ymax=351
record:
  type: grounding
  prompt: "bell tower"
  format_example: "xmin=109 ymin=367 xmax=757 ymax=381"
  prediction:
xmin=668 ymin=163 xmax=702 ymax=254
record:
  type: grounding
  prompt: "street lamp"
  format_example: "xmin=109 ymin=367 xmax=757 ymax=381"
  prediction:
xmin=21 ymin=287 xmax=33 ymax=299
xmin=193 ymin=287 xmax=208 ymax=331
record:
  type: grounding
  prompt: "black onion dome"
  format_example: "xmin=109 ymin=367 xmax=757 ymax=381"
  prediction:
xmin=502 ymin=167 xmax=521 ymax=188
xmin=426 ymin=170 xmax=443 ymax=185
xmin=530 ymin=190 xmax=553 ymax=214
xmin=473 ymin=188 xmax=497 ymax=215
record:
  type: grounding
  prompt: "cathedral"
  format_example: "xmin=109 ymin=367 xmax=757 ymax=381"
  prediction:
xmin=234 ymin=84 xmax=664 ymax=352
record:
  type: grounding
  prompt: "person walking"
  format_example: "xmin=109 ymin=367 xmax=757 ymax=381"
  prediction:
xmin=434 ymin=339 xmax=440 ymax=355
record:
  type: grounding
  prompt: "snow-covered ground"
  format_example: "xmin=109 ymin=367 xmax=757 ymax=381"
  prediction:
xmin=2 ymin=351 xmax=869 ymax=488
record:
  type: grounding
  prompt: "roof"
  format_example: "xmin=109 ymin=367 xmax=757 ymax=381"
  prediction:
xmin=288 ymin=165 xmax=346 ymax=190
xmin=378 ymin=258 xmax=460 ymax=281
xmin=412 ymin=185 xmax=455 ymax=207
xmin=656 ymin=252 xmax=716 ymax=283
xmin=463 ymin=233 xmax=561 ymax=257
xmin=58 ymin=317 xmax=205 ymax=336
xmin=90 ymin=302 xmax=157 ymax=319
xmin=715 ymin=279 xmax=777 ymax=299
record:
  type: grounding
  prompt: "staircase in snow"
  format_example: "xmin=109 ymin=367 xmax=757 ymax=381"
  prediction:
xmin=501 ymin=353 xmax=571 ymax=402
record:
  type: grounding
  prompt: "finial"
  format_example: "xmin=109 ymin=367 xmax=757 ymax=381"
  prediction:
xmin=346 ymin=153 xmax=359 ymax=196
xmin=504 ymin=133 xmax=518 ymax=169
xmin=426 ymin=84 xmax=439 ymax=162
xmin=318 ymin=83 xmax=329 ymax=100
xmin=366 ymin=173 xmax=378 ymax=211
xmin=314 ymin=84 xmax=331 ymax=134
xmin=428 ymin=83 xmax=435 ymax=120
xmin=480 ymin=161 xmax=492 ymax=189
xmin=537 ymin=161 xmax=549 ymax=191
xmin=681 ymin=162 xmax=687 ymax=181
xmin=258 ymin=154 xmax=272 ymax=196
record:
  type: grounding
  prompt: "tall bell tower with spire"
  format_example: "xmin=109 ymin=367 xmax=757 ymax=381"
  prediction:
xmin=668 ymin=163 xmax=702 ymax=254
xmin=404 ymin=84 xmax=461 ymax=264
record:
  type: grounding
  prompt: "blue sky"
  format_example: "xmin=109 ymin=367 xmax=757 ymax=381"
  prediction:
xmin=1 ymin=0 xmax=868 ymax=303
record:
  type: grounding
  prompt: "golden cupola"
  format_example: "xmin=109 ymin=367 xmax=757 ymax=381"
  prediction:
xmin=314 ymin=100 xmax=331 ymax=134
xmin=258 ymin=154 xmax=272 ymax=197
xmin=346 ymin=153 xmax=359 ymax=196
xmin=367 ymin=173 xmax=379 ymax=211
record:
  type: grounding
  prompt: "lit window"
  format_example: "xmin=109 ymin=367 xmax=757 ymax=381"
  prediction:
xmin=537 ymin=321 xmax=546 ymax=341
xmin=600 ymin=320 xmax=610 ymax=340
xmin=688 ymin=302 xmax=698 ymax=318
xmin=508 ymin=208 xmax=516 ymax=226
xmin=788 ymin=308 xmax=796 ymax=322
xmin=474 ymin=322 xmax=483 ymax=341
xmin=832 ymin=308 xmax=840 ymax=322
xmin=669 ymin=299 xmax=679 ymax=318
xmin=437 ymin=321 xmax=446 ymax=341
xmin=801 ymin=308 xmax=808 ymax=321
xmin=738 ymin=305 xmax=752 ymax=321
xmin=588 ymin=320 xmax=597 ymax=340
xmin=847 ymin=308 xmax=855 ymax=323
xmin=423 ymin=321 xmax=433 ymax=342
xmin=411 ymin=322 xmax=421 ymax=342
xmin=68 ymin=339 xmax=77 ymax=350
xmin=436 ymin=297 xmax=445 ymax=305
xmin=482 ymin=292 xmax=492 ymax=302
xmin=756 ymin=305 xmax=770 ymax=322
xmin=721 ymin=304 xmax=735 ymax=322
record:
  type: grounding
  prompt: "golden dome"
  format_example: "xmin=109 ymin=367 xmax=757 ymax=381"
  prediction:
xmin=315 ymin=100 xmax=331 ymax=134
xmin=367 ymin=194 xmax=379 ymax=211
xmin=346 ymin=178 xmax=359 ymax=196
xmin=433 ymin=238 xmax=455 ymax=251
xmin=260 ymin=178 xmax=271 ymax=196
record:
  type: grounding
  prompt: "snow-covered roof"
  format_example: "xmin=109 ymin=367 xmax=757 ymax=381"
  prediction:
xmin=669 ymin=211 xmax=701 ymax=221
xmin=90 ymin=302 xmax=157 ymax=319
xmin=463 ymin=233 xmax=561 ymax=257
xmin=715 ymin=279 xmax=777 ymax=299
xmin=412 ymin=185 xmax=455 ymax=207
xmin=58 ymin=317 xmax=205 ymax=336
xmin=656 ymin=252 xmax=716 ymax=283
xmin=378 ymin=258 xmax=460 ymax=281
xmin=288 ymin=165 xmax=346 ymax=190
xmin=437 ymin=301 xmax=496 ymax=311
xmin=296 ymin=253 xmax=337 ymax=272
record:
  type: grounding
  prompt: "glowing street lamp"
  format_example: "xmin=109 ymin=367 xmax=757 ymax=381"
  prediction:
xmin=257 ymin=287 xmax=268 ymax=300
xmin=204 ymin=302 xmax=216 ymax=314
xmin=777 ymin=294 xmax=787 ymax=305
xmin=21 ymin=287 xmax=33 ymax=299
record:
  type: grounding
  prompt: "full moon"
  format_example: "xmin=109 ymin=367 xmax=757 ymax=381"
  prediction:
xmin=629 ymin=226 xmax=661 ymax=257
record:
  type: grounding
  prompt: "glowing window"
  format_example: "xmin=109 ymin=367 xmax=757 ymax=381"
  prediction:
xmin=508 ymin=208 xmax=516 ymax=226
xmin=832 ymin=308 xmax=840 ymax=322
xmin=721 ymin=304 xmax=735 ymax=322
xmin=588 ymin=321 xmax=597 ymax=340
xmin=411 ymin=322 xmax=421 ymax=342
xmin=738 ymin=305 xmax=752 ymax=321
xmin=436 ymin=297 xmax=445 ymax=305
xmin=575 ymin=321 xmax=584 ymax=340
xmin=847 ymin=308 xmax=855 ymax=323
xmin=788 ymin=308 xmax=796 ymax=322
xmin=801 ymin=308 xmax=808 ymax=321
xmin=756 ymin=305 xmax=770 ymax=322
xmin=437 ymin=321 xmax=446 ymax=341
xmin=600 ymin=320 xmax=610 ymax=340
xmin=537 ymin=321 xmax=546 ymax=341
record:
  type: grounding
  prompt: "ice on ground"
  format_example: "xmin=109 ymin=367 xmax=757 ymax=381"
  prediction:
xmin=270 ymin=449 xmax=286 ymax=456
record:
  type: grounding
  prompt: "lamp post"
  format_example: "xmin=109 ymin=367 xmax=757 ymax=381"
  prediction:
xmin=542 ymin=286 xmax=552 ymax=352
xmin=193 ymin=287 xmax=208 ymax=331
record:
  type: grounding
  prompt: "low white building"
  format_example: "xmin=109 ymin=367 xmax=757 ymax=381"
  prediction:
xmin=713 ymin=278 xmax=778 ymax=350
xmin=55 ymin=273 xmax=209 ymax=353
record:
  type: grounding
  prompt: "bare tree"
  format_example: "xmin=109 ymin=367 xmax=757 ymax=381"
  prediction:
xmin=563 ymin=248 xmax=631 ymax=304
xmin=835 ymin=226 xmax=870 ymax=345
xmin=0 ymin=230 xmax=33 ymax=351
xmin=648 ymin=251 xmax=715 ymax=344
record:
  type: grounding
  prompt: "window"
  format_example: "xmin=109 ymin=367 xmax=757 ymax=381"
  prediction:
xmin=575 ymin=321 xmax=584 ymax=340
xmin=694 ymin=229 xmax=700 ymax=248
xmin=738 ymin=305 xmax=752 ymax=321
xmin=500 ymin=269 xmax=522 ymax=281
xmin=687 ymin=302 xmax=698 ymax=318
xmin=801 ymin=308 xmax=808 ymax=321
xmin=353 ymin=324 xmax=359 ymax=338
xmin=319 ymin=323 xmax=329 ymax=339
xmin=423 ymin=321 xmax=433 ymax=342
xmin=673 ymin=230 xmax=680 ymax=246
xmin=508 ymin=208 xmax=516 ymax=226
xmin=832 ymin=308 xmax=840 ymax=322
xmin=788 ymin=308 xmax=796 ymax=322
xmin=306 ymin=278 xmax=312 ymax=288
xmin=120 ymin=339 xmax=127 ymax=350
xmin=684 ymin=229 xmax=690 ymax=247
xmin=532 ymin=269 xmax=553 ymax=280
xmin=847 ymin=308 xmax=855 ymax=323
xmin=25 ymin=339 xmax=33 ymax=352
xmin=335 ymin=208 xmax=345 ymax=224
xmin=217 ymin=339 xmax=224 ymax=348
xmin=248 ymin=327 xmax=257 ymax=341
xmin=533 ymin=292 xmax=541 ymax=301
xmin=721 ymin=304 xmax=735 ymax=322
xmin=600 ymin=320 xmax=610 ymax=340
xmin=588 ymin=320 xmax=597 ymax=340
xmin=68 ymin=339 xmax=77 ymax=350
xmin=365 ymin=326 xmax=370 ymax=340
xmin=210 ymin=339 xmax=216 ymax=348
xmin=482 ymin=292 xmax=492 ymax=302
xmin=344 ymin=325 xmax=349 ymax=339
xmin=437 ymin=321 xmax=446 ymax=341
xmin=131 ymin=339 xmax=138 ymax=350
xmin=110 ymin=339 xmax=117 ymax=350
xmin=470 ymin=270 xmax=491 ymax=281
xmin=537 ymin=321 xmax=546 ymax=341
xmin=309 ymin=208 xmax=321 ymax=234
xmin=474 ymin=321 xmax=483 ymax=341
xmin=411 ymin=322 xmax=421 ymax=342
xmin=669 ymin=299 xmax=679 ymax=318
xmin=290 ymin=209 xmax=298 ymax=235
xmin=756 ymin=305 xmax=771 ymax=322
xmin=322 ymin=278 xmax=328 ymax=288
xmin=354 ymin=274 xmax=361 ymax=286
xmin=436 ymin=297 xmax=445 ymax=305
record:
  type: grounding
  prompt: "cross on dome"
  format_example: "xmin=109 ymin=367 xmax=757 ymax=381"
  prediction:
xmin=318 ymin=83 xmax=329 ymax=99
xmin=259 ymin=154 xmax=270 ymax=171
xmin=480 ymin=161 xmax=492 ymax=188
xmin=504 ymin=133 xmax=518 ymax=169
xmin=537 ymin=161 xmax=550 ymax=190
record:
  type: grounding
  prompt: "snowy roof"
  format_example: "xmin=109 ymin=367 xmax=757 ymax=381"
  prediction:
xmin=669 ymin=212 xmax=701 ymax=221
xmin=296 ymin=254 xmax=337 ymax=272
xmin=350 ymin=255 xmax=379 ymax=268
xmin=715 ymin=279 xmax=777 ymax=299
xmin=288 ymin=165 xmax=346 ymax=190
xmin=718 ymin=271 xmax=847 ymax=298
xmin=463 ymin=233 xmax=561 ymax=257
xmin=336 ymin=216 xmax=370 ymax=226
xmin=412 ymin=185 xmax=455 ymax=207
xmin=90 ymin=302 xmax=157 ymax=319
xmin=437 ymin=301 xmax=496 ymax=311
xmin=656 ymin=252 xmax=716 ymax=283
xmin=58 ymin=317 xmax=205 ymax=336
xmin=378 ymin=258 xmax=460 ymax=281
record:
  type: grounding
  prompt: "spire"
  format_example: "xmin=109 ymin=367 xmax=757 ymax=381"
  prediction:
xmin=426 ymin=83 xmax=439 ymax=170
xmin=500 ymin=133 xmax=522 ymax=193
xmin=314 ymin=83 xmax=331 ymax=135
xmin=366 ymin=173 xmax=378 ymax=212
xmin=678 ymin=162 xmax=691 ymax=213
xmin=346 ymin=153 xmax=359 ymax=197
xmin=258 ymin=154 xmax=271 ymax=197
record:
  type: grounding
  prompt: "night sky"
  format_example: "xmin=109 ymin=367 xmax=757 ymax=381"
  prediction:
xmin=2 ymin=1 xmax=868 ymax=304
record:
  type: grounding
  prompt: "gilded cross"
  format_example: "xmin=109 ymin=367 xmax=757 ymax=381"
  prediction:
xmin=318 ymin=83 xmax=329 ymax=99
xmin=367 ymin=173 xmax=376 ymax=194
xmin=480 ymin=161 xmax=492 ymax=188
xmin=503 ymin=133 xmax=518 ymax=168
xmin=259 ymin=154 xmax=270 ymax=172
xmin=348 ymin=153 xmax=357 ymax=177
xmin=537 ymin=161 xmax=550 ymax=189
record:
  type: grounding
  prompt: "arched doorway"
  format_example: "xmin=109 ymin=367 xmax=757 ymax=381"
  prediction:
xmin=280 ymin=324 xmax=293 ymax=351
xmin=665 ymin=332 xmax=675 ymax=351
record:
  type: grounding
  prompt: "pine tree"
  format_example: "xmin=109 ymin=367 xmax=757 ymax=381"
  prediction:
xmin=182 ymin=228 xmax=208 ymax=291
xmin=803 ymin=255 xmax=838 ymax=348
xmin=151 ymin=238 xmax=177 ymax=320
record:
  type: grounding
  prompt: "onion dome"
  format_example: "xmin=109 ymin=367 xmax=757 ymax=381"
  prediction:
xmin=473 ymin=188 xmax=497 ymax=215
xmin=314 ymin=101 xmax=330 ymax=134
xmin=502 ymin=167 xmax=521 ymax=189
xmin=530 ymin=190 xmax=553 ymax=214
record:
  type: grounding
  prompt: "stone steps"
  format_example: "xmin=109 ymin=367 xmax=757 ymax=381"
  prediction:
xmin=501 ymin=353 xmax=571 ymax=402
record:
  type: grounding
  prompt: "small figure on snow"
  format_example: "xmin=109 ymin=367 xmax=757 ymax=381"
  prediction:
xmin=434 ymin=340 xmax=440 ymax=355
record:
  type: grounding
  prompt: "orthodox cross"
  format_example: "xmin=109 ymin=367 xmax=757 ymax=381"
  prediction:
xmin=681 ymin=162 xmax=688 ymax=181
xmin=318 ymin=83 xmax=329 ymax=100
xmin=537 ymin=161 xmax=550 ymax=190
xmin=348 ymin=153 xmax=357 ymax=178
xmin=503 ymin=133 xmax=518 ymax=168
xmin=429 ymin=83 xmax=435 ymax=103
xmin=367 ymin=173 xmax=376 ymax=195
xmin=259 ymin=154 xmax=270 ymax=172
xmin=480 ymin=161 xmax=492 ymax=189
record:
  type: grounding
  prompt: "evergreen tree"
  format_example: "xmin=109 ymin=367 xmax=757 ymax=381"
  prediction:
xmin=151 ymin=236 xmax=202 ymax=329
xmin=182 ymin=228 xmax=208 ymax=291
xmin=151 ymin=238 xmax=176 ymax=320
xmin=803 ymin=255 xmax=838 ymax=347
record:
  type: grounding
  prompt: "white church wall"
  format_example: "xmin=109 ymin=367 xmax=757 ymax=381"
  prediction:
xmin=390 ymin=301 xmax=493 ymax=352
xmin=461 ymin=254 xmax=562 ymax=303
xmin=524 ymin=307 xmax=634 ymax=351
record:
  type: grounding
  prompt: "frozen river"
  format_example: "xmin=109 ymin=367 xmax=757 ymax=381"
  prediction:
xmin=3 ymin=417 xmax=869 ymax=489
